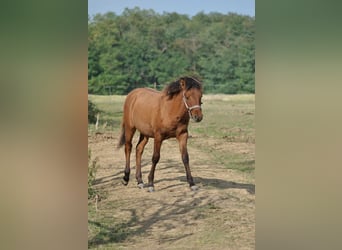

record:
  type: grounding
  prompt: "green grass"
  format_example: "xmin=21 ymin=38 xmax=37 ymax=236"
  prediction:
xmin=88 ymin=94 xmax=255 ymax=174
xmin=189 ymin=94 xmax=255 ymax=173
xmin=88 ymin=201 xmax=136 ymax=249
xmin=88 ymin=94 xmax=255 ymax=248
xmin=88 ymin=95 xmax=125 ymax=133
xmin=190 ymin=95 xmax=255 ymax=139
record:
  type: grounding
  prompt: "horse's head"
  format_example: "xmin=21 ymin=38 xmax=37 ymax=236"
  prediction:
xmin=180 ymin=77 xmax=203 ymax=122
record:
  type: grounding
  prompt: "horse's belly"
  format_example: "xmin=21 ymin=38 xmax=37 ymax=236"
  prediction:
xmin=135 ymin=123 xmax=154 ymax=137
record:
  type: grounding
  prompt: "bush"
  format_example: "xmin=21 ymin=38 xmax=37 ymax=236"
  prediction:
xmin=88 ymin=149 xmax=100 ymax=199
xmin=88 ymin=100 xmax=101 ymax=124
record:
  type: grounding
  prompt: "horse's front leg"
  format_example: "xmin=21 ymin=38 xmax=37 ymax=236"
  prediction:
xmin=177 ymin=131 xmax=197 ymax=190
xmin=147 ymin=136 xmax=162 ymax=192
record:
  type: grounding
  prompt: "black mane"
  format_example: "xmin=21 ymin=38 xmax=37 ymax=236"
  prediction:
xmin=164 ymin=76 xmax=203 ymax=98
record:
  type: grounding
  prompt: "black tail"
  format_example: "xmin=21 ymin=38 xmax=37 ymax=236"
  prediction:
xmin=117 ymin=122 xmax=125 ymax=149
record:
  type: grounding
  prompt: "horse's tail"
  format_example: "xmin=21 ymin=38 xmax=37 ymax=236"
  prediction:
xmin=117 ymin=122 xmax=125 ymax=149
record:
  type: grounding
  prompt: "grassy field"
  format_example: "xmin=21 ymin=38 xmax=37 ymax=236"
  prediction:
xmin=88 ymin=94 xmax=255 ymax=172
xmin=88 ymin=94 xmax=255 ymax=249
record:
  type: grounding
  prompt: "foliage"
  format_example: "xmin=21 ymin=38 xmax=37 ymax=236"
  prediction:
xmin=88 ymin=99 xmax=101 ymax=124
xmin=88 ymin=8 xmax=255 ymax=94
xmin=88 ymin=149 xmax=100 ymax=199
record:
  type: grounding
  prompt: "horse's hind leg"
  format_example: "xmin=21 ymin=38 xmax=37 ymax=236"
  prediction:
xmin=147 ymin=136 xmax=162 ymax=192
xmin=122 ymin=127 xmax=136 ymax=185
xmin=136 ymin=133 xmax=149 ymax=188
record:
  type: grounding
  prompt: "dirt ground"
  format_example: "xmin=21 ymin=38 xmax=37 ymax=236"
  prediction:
xmin=88 ymin=129 xmax=255 ymax=249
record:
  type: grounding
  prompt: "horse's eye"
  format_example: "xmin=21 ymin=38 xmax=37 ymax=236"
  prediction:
xmin=201 ymin=102 xmax=203 ymax=105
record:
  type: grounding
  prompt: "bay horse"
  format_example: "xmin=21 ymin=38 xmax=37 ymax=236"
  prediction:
xmin=117 ymin=76 xmax=203 ymax=192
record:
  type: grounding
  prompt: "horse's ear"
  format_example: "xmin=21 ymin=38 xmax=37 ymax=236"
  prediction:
xmin=180 ymin=78 xmax=186 ymax=90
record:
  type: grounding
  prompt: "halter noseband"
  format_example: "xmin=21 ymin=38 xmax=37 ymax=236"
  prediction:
xmin=182 ymin=91 xmax=201 ymax=118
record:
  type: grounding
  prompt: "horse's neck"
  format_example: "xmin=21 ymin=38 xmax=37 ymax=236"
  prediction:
xmin=163 ymin=93 xmax=188 ymax=121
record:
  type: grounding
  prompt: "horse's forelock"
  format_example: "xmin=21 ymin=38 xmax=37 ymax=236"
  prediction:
xmin=184 ymin=77 xmax=202 ymax=91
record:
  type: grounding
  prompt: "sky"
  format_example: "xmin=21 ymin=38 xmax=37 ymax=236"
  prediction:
xmin=88 ymin=0 xmax=255 ymax=17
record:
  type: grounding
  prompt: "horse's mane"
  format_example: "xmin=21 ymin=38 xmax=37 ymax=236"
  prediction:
xmin=163 ymin=76 xmax=203 ymax=98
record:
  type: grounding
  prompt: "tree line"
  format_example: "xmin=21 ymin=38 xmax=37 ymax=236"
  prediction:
xmin=88 ymin=8 xmax=255 ymax=95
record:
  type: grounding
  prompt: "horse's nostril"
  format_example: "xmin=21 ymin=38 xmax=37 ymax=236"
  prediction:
xmin=193 ymin=115 xmax=202 ymax=122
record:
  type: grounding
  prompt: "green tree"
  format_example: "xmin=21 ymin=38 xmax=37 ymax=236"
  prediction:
xmin=88 ymin=9 xmax=255 ymax=95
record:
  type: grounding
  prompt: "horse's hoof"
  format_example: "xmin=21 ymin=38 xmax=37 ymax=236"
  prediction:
xmin=148 ymin=186 xmax=154 ymax=192
xmin=137 ymin=183 xmax=144 ymax=189
xmin=122 ymin=179 xmax=128 ymax=186
xmin=190 ymin=185 xmax=199 ymax=191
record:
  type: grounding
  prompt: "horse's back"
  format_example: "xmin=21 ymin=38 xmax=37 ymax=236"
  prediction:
xmin=125 ymin=88 xmax=161 ymax=107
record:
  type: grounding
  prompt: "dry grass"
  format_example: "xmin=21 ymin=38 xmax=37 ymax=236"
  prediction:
xmin=203 ymin=94 xmax=255 ymax=102
xmin=88 ymin=94 xmax=255 ymax=249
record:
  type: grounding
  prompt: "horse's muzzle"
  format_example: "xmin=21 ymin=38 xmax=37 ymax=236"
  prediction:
xmin=193 ymin=116 xmax=203 ymax=122
xmin=191 ymin=111 xmax=203 ymax=122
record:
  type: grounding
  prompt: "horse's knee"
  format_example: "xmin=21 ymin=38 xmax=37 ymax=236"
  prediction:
xmin=136 ymin=145 xmax=144 ymax=155
xmin=125 ymin=142 xmax=132 ymax=154
xmin=125 ymin=142 xmax=132 ymax=149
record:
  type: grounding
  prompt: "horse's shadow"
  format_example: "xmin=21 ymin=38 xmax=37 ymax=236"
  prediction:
xmin=194 ymin=176 xmax=255 ymax=194
xmin=94 ymin=159 xmax=254 ymax=195
xmin=157 ymin=161 xmax=255 ymax=194
xmin=154 ymin=175 xmax=255 ymax=194
xmin=93 ymin=170 xmax=122 ymax=186
xmin=89 ymin=168 xmax=254 ymax=248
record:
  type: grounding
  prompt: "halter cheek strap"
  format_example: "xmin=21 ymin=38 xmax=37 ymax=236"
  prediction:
xmin=182 ymin=91 xmax=201 ymax=118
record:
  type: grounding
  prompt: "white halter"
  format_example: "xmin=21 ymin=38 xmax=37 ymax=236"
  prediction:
xmin=182 ymin=91 xmax=201 ymax=118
